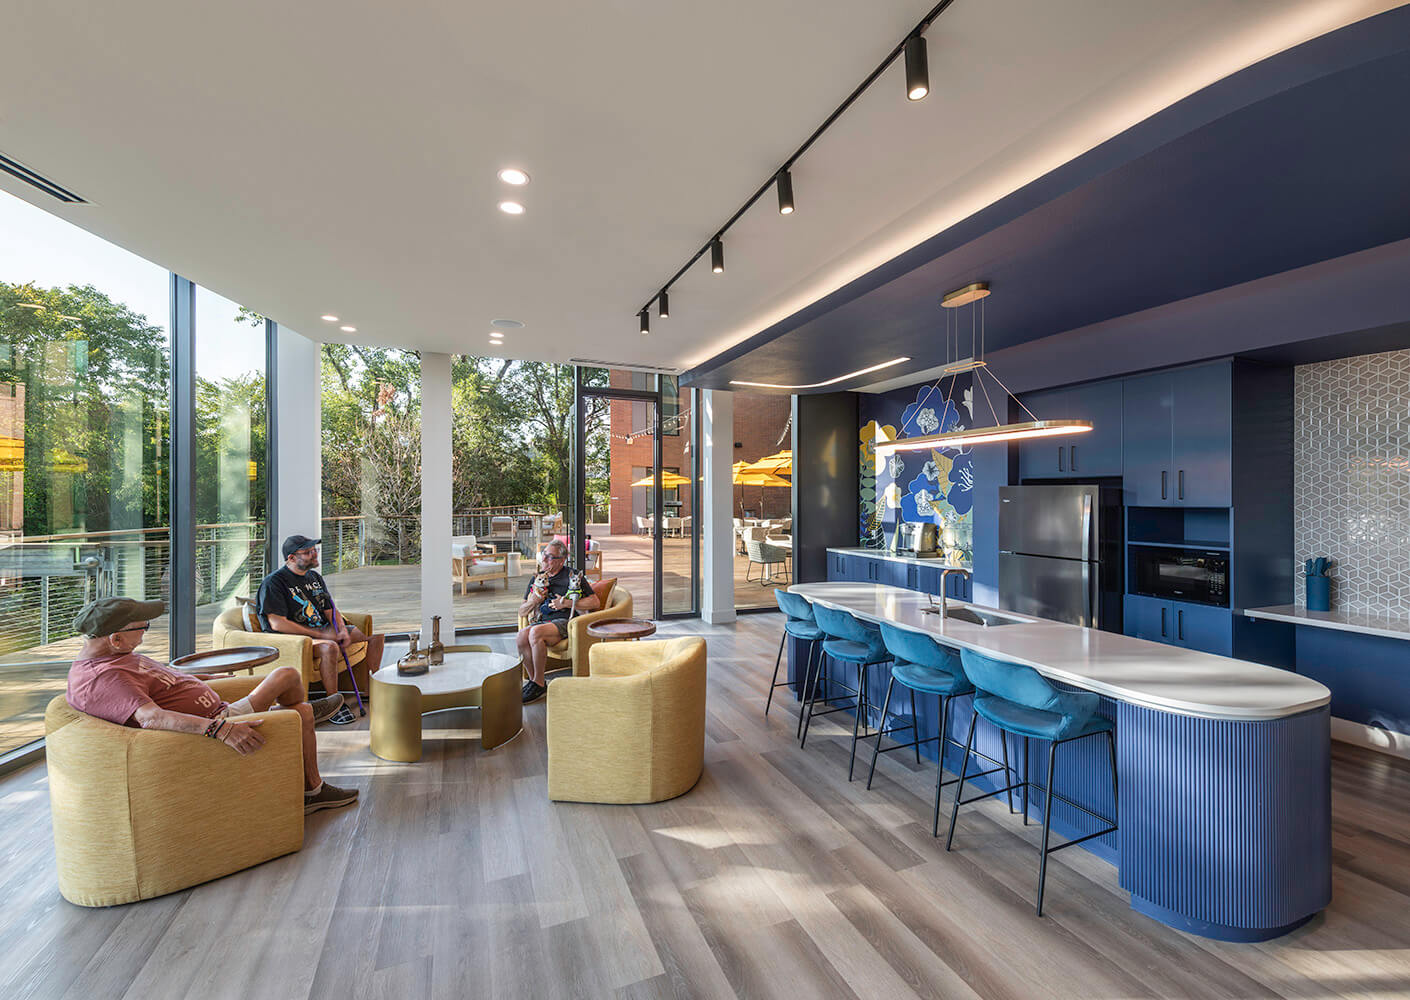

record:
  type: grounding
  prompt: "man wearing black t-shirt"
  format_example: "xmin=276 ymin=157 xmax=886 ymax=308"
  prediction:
xmin=257 ymin=534 xmax=385 ymax=703
xmin=516 ymin=539 xmax=598 ymax=703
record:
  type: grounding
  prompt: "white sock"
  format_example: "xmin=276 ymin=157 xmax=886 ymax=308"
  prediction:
xmin=305 ymin=782 xmax=323 ymax=797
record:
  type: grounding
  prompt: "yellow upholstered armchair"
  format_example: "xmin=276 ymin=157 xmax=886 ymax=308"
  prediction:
xmin=546 ymin=636 xmax=707 ymax=804
xmin=44 ymin=676 xmax=304 ymax=907
xmin=517 ymin=584 xmax=632 ymax=677
xmin=212 ymin=604 xmax=374 ymax=693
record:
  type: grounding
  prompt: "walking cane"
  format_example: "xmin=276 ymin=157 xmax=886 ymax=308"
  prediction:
xmin=325 ymin=595 xmax=367 ymax=716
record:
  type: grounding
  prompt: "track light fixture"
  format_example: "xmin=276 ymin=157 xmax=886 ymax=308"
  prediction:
xmin=659 ymin=291 xmax=670 ymax=319
xmin=904 ymin=35 xmax=928 ymax=100
xmin=639 ymin=309 xmax=649 ymax=336
xmin=632 ymin=0 xmax=958 ymax=331
xmin=776 ymin=170 xmax=795 ymax=215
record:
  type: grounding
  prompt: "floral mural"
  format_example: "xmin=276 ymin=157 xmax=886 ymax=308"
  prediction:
xmin=858 ymin=376 xmax=975 ymax=563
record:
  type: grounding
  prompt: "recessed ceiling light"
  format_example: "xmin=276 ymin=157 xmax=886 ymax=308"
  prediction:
xmin=340 ymin=325 xmax=356 ymax=333
xmin=498 ymin=201 xmax=525 ymax=215
xmin=321 ymin=314 xmax=339 ymax=322
xmin=498 ymin=168 xmax=530 ymax=186
xmin=491 ymin=318 xmax=524 ymax=329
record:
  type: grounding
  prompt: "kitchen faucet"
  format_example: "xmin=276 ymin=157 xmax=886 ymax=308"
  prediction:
xmin=928 ymin=566 xmax=971 ymax=619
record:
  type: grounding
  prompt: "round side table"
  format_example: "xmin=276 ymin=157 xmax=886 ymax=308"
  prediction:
xmin=586 ymin=618 xmax=657 ymax=642
xmin=171 ymin=646 xmax=279 ymax=675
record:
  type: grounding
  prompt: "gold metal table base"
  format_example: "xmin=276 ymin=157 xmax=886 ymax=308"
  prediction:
xmin=370 ymin=650 xmax=523 ymax=762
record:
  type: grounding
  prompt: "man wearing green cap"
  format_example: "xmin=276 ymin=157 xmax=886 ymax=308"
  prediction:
xmin=65 ymin=596 xmax=358 ymax=814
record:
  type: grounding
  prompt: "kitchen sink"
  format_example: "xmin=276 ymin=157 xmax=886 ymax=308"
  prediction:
xmin=943 ymin=606 xmax=1025 ymax=627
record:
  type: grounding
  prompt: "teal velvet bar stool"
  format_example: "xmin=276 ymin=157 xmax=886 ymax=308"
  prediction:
xmin=873 ymin=623 xmax=1014 ymax=836
xmin=806 ymin=604 xmax=892 ymax=780
xmin=945 ymin=647 xmax=1118 ymax=916
xmin=769 ymin=590 xmax=825 ymax=738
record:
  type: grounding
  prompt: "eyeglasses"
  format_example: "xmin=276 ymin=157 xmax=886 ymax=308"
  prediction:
xmin=115 ymin=624 xmax=150 ymax=634
xmin=545 ymin=554 xmax=565 ymax=561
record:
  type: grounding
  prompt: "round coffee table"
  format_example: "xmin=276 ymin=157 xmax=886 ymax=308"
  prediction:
xmin=170 ymin=646 xmax=279 ymax=675
xmin=586 ymin=618 xmax=657 ymax=642
xmin=370 ymin=649 xmax=523 ymax=761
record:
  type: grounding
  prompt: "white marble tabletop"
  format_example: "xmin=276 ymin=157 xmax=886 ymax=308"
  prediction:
xmin=1244 ymin=604 xmax=1410 ymax=642
xmin=790 ymin=582 xmax=1329 ymax=721
xmin=372 ymin=651 xmax=520 ymax=696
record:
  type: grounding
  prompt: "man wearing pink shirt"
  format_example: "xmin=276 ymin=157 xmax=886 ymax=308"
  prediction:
xmin=65 ymin=596 xmax=358 ymax=814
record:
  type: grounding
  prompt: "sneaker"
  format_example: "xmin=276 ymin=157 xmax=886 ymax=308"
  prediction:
xmin=304 ymin=782 xmax=359 ymax=814
xmin=521 ymin=681 xmax=547 ymax=704
xmin=310 ymin=693 xmax=344 ymax=724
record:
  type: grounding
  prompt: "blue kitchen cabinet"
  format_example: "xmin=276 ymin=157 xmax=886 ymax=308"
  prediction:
xmin=1170 ymin=366 xmax=1232 ymax=507
xmin=1171 ymin=602 xmax=1233 ymax=656
xmin=1122 ymin=363 xmax=1231 ymax=507
xmin=1122 ymin=372 xmax=1177 ymax=505
xmin=877 ymin=559 xmax=908 ymax=589
xmin=1017 ymin=381 xmax=1124 ymax=480
xmin=1125 ymin=594 xmax=1231 ymax=655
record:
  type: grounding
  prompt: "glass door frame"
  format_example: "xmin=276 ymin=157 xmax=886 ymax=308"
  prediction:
xmin=573 ymin=369 xmax=698 ymax=619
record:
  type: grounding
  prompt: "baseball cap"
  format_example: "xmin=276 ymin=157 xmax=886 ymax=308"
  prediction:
xmin=281 ymin=534 xmax=322 ymax=558
xmin=73 ymin=596 xmax=167 ymax=637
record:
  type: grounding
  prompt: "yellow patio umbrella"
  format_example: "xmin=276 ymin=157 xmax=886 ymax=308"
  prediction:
xmin=743 ymin=449 xmax=792 ymax=477
xmin=630 ymin=470 xmax=692 ymax=488
xmin=732 ymin=463 xmax=790 ymax=517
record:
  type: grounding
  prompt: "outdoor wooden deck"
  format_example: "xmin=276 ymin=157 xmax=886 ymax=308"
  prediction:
xmin=0 ymin=533 xmax=787 ymax=755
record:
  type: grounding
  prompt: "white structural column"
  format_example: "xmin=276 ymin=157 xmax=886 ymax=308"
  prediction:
xmin=701 ymin=389 xmax=736 ymax=624
xmin=275 ymin=327 xmax=322 ymax=540
xmin=420 ymin=352 xmax=454 ymax=641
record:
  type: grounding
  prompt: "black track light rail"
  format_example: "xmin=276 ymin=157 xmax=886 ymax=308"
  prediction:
xmin=636 ymin=0 xmax=959 ymax=319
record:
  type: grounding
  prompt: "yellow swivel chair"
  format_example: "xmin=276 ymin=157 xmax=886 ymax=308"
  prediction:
xmin=518 ymin=583 xmax=632 ymax=677
xmin=44 ymin=677 xmax=304 ymax=907
xmin=546 ymin=636 xmax=706 ymax=804
xmin=212 ymin=604 xmax=374 ymax=694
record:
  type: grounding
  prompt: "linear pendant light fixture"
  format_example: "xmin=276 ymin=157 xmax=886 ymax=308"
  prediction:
xmin=633 ymin=0 xmax=957 ymax=332
xmin=874 ymin=282 xmax=1092 ymax=456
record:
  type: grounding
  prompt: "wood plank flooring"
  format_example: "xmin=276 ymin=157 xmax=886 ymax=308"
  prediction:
xmin=3 ymin=613 xmax=1410 ymax=999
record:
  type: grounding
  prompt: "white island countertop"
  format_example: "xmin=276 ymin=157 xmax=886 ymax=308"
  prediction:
xmin=827 ymin=547 xmax=972 ymax=571
xmin=1243 ymin=604 xmax=1410 ymax=642
xmin=791 ymin=583 xmax=1329 ymax=721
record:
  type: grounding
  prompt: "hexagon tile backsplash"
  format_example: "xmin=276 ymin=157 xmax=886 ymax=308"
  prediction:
xmin=1294 ymin=349 xmax=1410 ymax=615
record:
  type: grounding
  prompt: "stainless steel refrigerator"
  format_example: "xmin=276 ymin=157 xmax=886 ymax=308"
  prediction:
xmin=998 ymin=484 xmax=1123 ymax=631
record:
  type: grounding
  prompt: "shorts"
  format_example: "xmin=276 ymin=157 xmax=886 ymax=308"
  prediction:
xmin=543 ymin=618 xmax=569 ymax=640
xmin=223 ymin=697 xmax=256 ymax=717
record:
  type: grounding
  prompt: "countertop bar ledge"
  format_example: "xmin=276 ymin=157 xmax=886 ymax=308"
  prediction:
xmin=1244 ymin=604 xmax=1410 ymax=642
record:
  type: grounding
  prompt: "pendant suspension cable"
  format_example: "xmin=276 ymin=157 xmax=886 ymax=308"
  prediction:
xmin=976 ymin=365 xmax=1002 ymax=427
xmin=986 ymin=365 xmax=1041 ymax=422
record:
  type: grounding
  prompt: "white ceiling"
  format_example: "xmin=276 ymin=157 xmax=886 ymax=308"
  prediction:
xmin=0 ymin=1 xmax=1400 ymax=371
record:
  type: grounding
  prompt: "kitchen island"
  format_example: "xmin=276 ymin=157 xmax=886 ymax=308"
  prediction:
xmin=789 ymin=582 xmax=1332 ymax=941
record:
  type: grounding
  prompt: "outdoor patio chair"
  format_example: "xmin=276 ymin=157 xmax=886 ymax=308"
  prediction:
xmin=453 ymin=534 xmax=510 ymax=592
xmin=664 ymin=516 xmax=683 ymax=537
xmin=635 ymin=516 xmax=653 ymax=537
xmin=488 ymin=516 xmax=516 ymax=551
xmin=733 ymin=517 xmax=747 ymax=554
xmin=744 ymin=528 xmax=790 ymax=585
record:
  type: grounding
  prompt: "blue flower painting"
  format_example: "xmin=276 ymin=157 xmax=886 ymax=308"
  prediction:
xmin=946 ymin=451 xmax=975 ymax=516
xmin=900 ymin=472 xmax=941 ymax=523
xmin=900 ymin=386 xmax=963 ymax=439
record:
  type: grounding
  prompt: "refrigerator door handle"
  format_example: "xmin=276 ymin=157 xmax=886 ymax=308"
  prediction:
xmin=1080 ymin=493 xmax=1093 ymax=561
xmin=1080 ymin=558 xmax=1092 ymax=627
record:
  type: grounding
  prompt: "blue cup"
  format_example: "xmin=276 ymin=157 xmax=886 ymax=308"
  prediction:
xmin=1306 ymin=575 xmax=1330 ymax=613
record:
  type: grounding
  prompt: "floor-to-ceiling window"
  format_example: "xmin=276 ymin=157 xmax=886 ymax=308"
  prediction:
xmin=732 ymin=389 xmax=793 ymax=609
xmin=319 ymin=344 xmax=421 ymax=635
xmin=658 ymin=375 xmax=697 ymax=616
xmin=0 ymin=189 xmax=170 ymax=756
xmin=192 ymin=290 xmax=266 ymax=650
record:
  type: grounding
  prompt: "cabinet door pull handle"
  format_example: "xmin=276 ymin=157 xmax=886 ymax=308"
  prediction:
xmin=1070 ymin=445 xmax=1077 ymax=471
xmin=1178 ymin=609 xmax=1185 ymax=641
xmin=1161 ymin=606 xmax=1167 ymax=637
xmin=1058 ymin=446 xmax=1065 ymax=472
xmin=1161 ymin=470 xmax=1168 ymax=500
xmin=1178 ymin=469 xmax=1184 ymax=501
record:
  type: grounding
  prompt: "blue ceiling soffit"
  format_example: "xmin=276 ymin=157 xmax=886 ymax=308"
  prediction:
xmin=682 ymin=7 xmax=1410 ymax=392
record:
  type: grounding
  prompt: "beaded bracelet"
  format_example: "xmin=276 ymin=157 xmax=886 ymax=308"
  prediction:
xmin=204 ymin=717 xmax=224 ymax=739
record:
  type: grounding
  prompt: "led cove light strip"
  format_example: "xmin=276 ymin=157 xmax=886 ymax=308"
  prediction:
xmin=874 ymin=420 xmax=1092 ymax=454
xmin=729 ymin=357 xmax=911 ymax=390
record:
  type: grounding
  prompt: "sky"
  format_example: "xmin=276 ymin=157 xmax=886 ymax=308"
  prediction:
xmin=0 ymin=188 xmax=279 ymax=381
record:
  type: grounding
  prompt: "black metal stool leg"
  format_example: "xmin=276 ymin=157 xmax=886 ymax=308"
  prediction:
xmin=765 ymin=628 xmax=787 ymax=715
xmin=795 ymin=640 xmax=819 ymax=740
xmin=865 ymin=674 xmax=896 ymax=790
xmin=945 ymin=710 xmax=979 ymax=851
xmin=800 ymin=650 xmax=826 ymax=748
xmin=1001 ymin=730 xmax=1015 ymax=813
xmin=1036 ymin=740 xmax=1058 ymax=916
xmin=848 ymin=663 xmax=870 ymax=782
xmin=909 ymin=689 xmax=921 ymax=765
xmin=932 ymin=693 xmax=951 ymax=837
xmin=1022 ymin=735 xmax=1030 ymax=826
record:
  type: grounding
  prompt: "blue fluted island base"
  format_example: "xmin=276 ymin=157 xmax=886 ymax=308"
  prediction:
xmin=784 ymin=582 xmax=1332 ymax=942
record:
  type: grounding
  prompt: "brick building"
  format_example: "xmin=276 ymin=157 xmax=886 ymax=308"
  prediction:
xmin=605 ymin=373 xmax=791 ymax=534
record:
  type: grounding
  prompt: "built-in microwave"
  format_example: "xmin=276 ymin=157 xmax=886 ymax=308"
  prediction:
xmin=1130 ymin=546 xmax=1229 ymax=607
